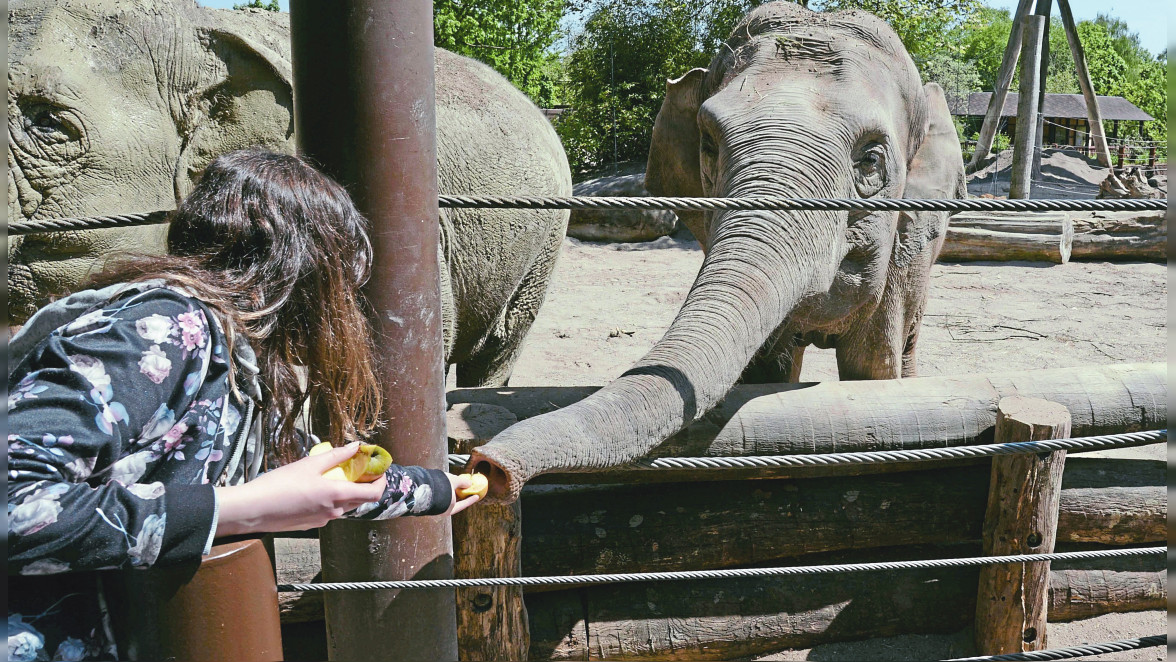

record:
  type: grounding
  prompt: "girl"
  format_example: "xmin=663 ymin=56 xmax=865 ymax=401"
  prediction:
xmin=7 ymin=149 xmax=478 ymax=661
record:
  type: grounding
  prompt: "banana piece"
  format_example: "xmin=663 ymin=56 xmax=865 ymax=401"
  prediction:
xmin=309 ymin=441 xmax=393 ymax=482
xmin=455 ymin=473 xmax=489 ymax=499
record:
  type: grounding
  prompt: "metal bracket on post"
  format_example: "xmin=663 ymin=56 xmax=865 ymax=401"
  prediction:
xmin=290 ymin=1 xmax=455 ymax=661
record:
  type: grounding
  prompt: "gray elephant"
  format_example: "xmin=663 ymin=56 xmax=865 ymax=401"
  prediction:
xmin=8 ymin=0 xmax=571 ymax=387
xmin=472 ymin=2 xmax=966 ymax=499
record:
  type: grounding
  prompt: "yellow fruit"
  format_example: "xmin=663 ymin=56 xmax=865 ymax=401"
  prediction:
xmin=309 ymin=442 xmax=393 ymax=482
xmin=455 ymin=473 xmax=489 ymax=499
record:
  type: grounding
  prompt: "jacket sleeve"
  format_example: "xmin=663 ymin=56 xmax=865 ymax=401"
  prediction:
xmin=7 ymin=291 xmax=220 ymax=575
xmin=348 ymin=465 xmax=454 ymax=519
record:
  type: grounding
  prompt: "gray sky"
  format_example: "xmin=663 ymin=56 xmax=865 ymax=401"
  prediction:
xmin=198 ymin=0 xmax=1169 ymax=57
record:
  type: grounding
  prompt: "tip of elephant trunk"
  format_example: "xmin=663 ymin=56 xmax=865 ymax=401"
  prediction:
xmin=467 ymin=452 xmax=522 ymax=504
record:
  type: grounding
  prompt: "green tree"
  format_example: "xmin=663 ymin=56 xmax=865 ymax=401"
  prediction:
xmin=556 ymin=0 xmax=766 ymax=174
xmin=1074 ymin=21 xmax=1127 ymax=96
xmin=233 ymin=0 xmax=279 ymax=11
xmin=434 ymin=0 xmax=567 ymax=106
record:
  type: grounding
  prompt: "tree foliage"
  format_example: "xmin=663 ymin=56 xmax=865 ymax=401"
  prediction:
xmin=433 ymin=0 xmax=567 ymax=107
xmin=555 ymin=0 xmax=767 ymax=174
xmin=233 ymin=0 xmax=279 ymax=11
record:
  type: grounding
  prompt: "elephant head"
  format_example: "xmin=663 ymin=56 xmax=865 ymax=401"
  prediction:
xmin=470 ymin=2 xmax=966 ymax=500
xmin=8 ymin=0 xmax=293 ymax=324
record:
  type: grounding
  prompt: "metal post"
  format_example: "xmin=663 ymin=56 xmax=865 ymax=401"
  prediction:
xmin=1009 ymin=14 xmax=1046 ymax=199
xmin=1031 ymin=0 xmax=1051 ymax=181
xmin=289 ymin=2 xmax=455 ymax=661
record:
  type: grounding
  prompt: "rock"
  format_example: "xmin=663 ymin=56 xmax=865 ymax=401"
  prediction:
xmin=1097 ymin=167 xmax=1163 ymax=199
xmin=568 ymin=164 xmax=678 ymax=242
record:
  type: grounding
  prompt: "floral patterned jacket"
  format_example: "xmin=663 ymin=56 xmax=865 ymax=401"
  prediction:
xmin=7 ymin=283 xmax=454 ymax=661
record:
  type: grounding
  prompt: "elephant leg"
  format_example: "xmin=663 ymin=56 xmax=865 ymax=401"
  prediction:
xmin=835 ymin=303 xmax=905 ymax=381
xmin=740 ymin=332 xmax=805 ymax=384
xmin=456 ymin=227 xmax=564 ymax=388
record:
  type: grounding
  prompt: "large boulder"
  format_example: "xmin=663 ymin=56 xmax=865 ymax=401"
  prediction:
xmin=568 ymin=164 xmax=678 ymax=242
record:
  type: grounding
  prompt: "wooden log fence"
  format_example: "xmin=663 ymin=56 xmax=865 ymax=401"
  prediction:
xmin=270 ymin=364 xmax=1165 ymax=659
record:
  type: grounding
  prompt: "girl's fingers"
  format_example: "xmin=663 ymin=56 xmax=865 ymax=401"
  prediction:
xmin=335 ymin=474 xmax=387 ymax=505
xmin=304 ymin=442 xmax=362 ymax=472
xmin=451 ymin=494 xmax=480 ymax=515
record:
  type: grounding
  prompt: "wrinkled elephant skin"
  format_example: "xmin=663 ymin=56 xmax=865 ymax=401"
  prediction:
xmin=7 ymin=0 xmax=571 ymax=387
xmin=472 ymin=2 xmax=967 ymax=500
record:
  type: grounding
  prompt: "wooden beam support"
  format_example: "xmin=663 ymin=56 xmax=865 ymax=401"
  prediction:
xmin=1010 ymin=14 xmax=1047 ymax=199
xmin=974 ymin=397 xmax=1071 ymax=655
xmin=1058 ymin=0 xmax=1113 ymax=167
xmin=969 ymin=0 xmax=1036 ymax=171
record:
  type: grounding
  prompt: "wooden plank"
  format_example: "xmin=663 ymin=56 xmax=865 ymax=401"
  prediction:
xmin=974 ymin=397 xmax=1070 ymax=654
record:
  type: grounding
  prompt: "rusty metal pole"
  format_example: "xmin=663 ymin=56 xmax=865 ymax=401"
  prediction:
xmin=290 ymin=2 xmax=455 ymax=661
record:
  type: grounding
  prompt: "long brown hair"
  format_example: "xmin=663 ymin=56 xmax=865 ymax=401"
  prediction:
xmin=91 ymin=148 xmax=382 ymax=462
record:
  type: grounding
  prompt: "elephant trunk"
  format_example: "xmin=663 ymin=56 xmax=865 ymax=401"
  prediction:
xmin=471 ymin=208 xmax=839 ymax=501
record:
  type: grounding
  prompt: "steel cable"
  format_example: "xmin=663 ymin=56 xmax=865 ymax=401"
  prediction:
xmin=941 ymin=635 xmax=1166 ymax=662
xmin=276 ymin=546 xmax=1162 ymax=592
xmin=437 ymin=195 xmax=1167 ymax=212
xmin=8 ymin=211 xmax=172 ymax=236
xmin=446 ymin=429 xmax=1165 ymax=470
xmin=8 ymin=197 xmax=1168 ymax=235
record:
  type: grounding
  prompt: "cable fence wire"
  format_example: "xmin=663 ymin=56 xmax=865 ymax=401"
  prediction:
xmin=941 ymin=635 xmax=1167 ymax=662
xmin=275 ymin=546 xmax=1163 ymax=592
xmin=446 ymin=429 xmax=1165 ymax=470
xmin=8 ymin=197 xmax=1169 ymax=235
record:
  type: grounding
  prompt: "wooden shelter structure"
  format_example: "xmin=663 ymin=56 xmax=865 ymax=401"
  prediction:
xmin=952 ymin=92 xmax=1154 ymax=149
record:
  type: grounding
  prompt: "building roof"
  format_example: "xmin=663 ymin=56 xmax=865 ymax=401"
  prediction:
xmin=949 ymin=92 xmax=1153 ymax=121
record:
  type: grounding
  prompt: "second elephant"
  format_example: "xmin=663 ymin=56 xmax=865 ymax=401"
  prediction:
xmin=472 ymin=2 xmax=967 ymax=499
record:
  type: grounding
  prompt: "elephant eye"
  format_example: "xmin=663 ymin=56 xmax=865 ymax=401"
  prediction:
xmin=23 ymin=103 xmax=82 ymax=145
xmin=853 ymin=143 xmax=887 ymax=197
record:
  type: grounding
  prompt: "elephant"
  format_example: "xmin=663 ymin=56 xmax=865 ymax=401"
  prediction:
xmin=7 ymin=0 xmax=572 ymax=387
xmin=471 ymin=1 xmax=967 ymax=500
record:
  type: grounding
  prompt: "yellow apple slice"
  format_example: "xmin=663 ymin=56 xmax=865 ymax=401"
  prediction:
xmin=455 ymin=473 xmax=489 ymax=499
xmin=309 ymin=442 xmax=392 ymax=482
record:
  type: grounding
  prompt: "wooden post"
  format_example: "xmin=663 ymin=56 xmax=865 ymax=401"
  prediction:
xmin=1009 ymin=14 xmax=1046 ymax=199
xmin=974 ymin=397 xmax=1071 ymax=655
xmin=1031 ymin=0 xmax=1051 ymax=181
xmin=969 ymin=0 xmax=1036 ymax=171
xmin=1117 ymin=143 xmax=1126 ymax=168
xmin=449 ymin=403 xmax=530 ymax=660
xmin=1058 ymin=0 xmax=1112 ymax=167
xmin=1148 ymin=146 xmax=1156 ymax=169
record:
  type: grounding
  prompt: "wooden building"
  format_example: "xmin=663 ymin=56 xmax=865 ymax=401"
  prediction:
xmin=952 ymin=92 xmax=1153 ymax=149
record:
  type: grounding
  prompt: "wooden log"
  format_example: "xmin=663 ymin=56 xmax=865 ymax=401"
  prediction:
xmin=969 ymin=0 xmax=1035 ymax=171
xmin=447 ymin=364 xmax=1165 ymax=485
xmin=939 ymin=214 xmax=1074 ymax=263
xmin=525 ymin=547 xmax=1166 ymax=661
xmin=1048 ymin=551 xmax=1166 ymax=620
xmin=1009 ymin=14 xmax=1046 ymax=199
xmin=975 ymin=397 xmax=1070 ymax=655
xmin=1058 ymin=0 xmax=1113 ymax=167
xmin=449 ymin=403 xmax=530 ymax=661
xmin=517 ymin=458 xmax=1162 ymax=581
xmin=1067 ymin=210 xmax=1166 ymax=261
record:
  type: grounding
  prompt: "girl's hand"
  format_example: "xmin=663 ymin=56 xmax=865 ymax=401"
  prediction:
xmin=446 ymin=473 xmax=481 ymax=516
xmin=215 ymin=442 xmax=388 ymax=537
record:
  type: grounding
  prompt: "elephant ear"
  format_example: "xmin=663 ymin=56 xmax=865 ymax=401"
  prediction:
xmin=895 ymin=82 xmax=967 ymax=268
xmin=173 ymin=21 xmax=295 ymax=200
xmin=645 ymin=68 xmax=708 ymax=245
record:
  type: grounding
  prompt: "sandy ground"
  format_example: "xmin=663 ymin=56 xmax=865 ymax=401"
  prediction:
xmin=966 ymin=147 xmax=1167 ymax=199
xmin=500 ymin=235 xmax=1166 ymax=661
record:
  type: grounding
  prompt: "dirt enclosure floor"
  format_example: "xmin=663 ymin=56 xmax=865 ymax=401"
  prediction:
xmin=500 ymin=235 xmax=1166 ymax=661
